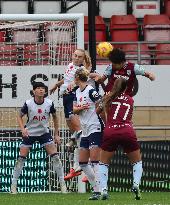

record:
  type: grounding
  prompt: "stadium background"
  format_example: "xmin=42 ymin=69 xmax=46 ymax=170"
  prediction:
xmin=0 ymin=0 xmax=170 ymax=193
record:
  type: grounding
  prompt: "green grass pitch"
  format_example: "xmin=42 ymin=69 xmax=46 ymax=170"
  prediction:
xmin=0 ymin=192 xmax=169 ymax=205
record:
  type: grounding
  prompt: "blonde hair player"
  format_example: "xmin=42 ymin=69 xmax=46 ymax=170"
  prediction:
xmin=73 ymin=68 xmax=104 ymax=200
xmin=50 ymin=49 xmax=92 ymax=180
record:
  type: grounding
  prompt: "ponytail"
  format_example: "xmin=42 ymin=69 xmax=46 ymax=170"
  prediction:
xmin=83 ymin=51 xmax=92 ymax=72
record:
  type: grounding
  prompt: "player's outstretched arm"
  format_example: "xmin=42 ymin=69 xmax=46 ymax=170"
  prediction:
xmin=49 ymin=79 xmax=64 ymax=95
xmin=106 ymin=77 xmax=127 ymax=101
xmin=144 ymin=71 xmax=155 ymax=81
xmin=89 ymin=73 xmax=107 ymax=84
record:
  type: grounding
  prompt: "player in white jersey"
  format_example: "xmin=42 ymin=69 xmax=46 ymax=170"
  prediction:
xmin=50 ymin=49 xmax=92 ymax=180
xmin=73 ymin=68 xmax=104 ymax=200
xmin=11 ymin=82 xmax=67 ymax=194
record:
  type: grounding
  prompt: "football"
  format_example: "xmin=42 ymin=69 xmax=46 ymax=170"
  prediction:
xmin=96 ymin=42 xmax=113 ymax=57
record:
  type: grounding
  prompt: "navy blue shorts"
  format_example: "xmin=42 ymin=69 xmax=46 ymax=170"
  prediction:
xmin=80 ymin=132 xmax=102 ymax=149
xmin=20 ymin=133 xmax=54 ymax=148
xmin=63 ymin=92 xmax=75 ymax=119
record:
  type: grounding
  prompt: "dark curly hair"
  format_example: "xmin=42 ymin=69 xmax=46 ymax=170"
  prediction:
xmin=108 ymin=48 xmax=126 ymax=64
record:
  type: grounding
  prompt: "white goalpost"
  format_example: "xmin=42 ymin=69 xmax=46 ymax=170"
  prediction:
xmin=0 ymin=14 xmax=85 ymax=193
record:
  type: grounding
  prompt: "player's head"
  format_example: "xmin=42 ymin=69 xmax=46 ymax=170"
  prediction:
xmin=108 ymin=48 xmax=126 ymax=70
xmin=33 ymin=82 xmax=46 ymax=97
xmin=113 ymin=77 xmax=128 ymax=95
xmin=117 ymin=77 xmax=127 ymax=93
xmin=74 ymin=67 xmax=90 ymax=84
xmin=72 ymin=49 xmax=91 ymax=70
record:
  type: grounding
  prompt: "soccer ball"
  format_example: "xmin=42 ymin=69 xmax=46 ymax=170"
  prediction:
xmin=96 ymin=42 xmax=113 ymax=57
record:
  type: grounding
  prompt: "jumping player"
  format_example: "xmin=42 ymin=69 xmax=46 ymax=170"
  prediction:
xmin=90 ymin=48 xmax=155 ymax=96
xmin=50 ymin=49 xmax=92 ymax=179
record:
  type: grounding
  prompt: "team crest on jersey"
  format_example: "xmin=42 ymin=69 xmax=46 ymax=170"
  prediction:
xmin=38 ymin=109 xmax=42 ymax=114
xmin=92 ymin=91 xmax=99 ymax=98
xmin=127 ymin=70 xmax=131 ymax=75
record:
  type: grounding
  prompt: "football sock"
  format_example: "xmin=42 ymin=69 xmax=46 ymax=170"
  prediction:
xmin=132 ymin=161 xmax=143 ymax=188
xmin=73 ymin=148 xmax=80 ymax=171
xmin=51 ymin=153 xmax=65 ymax=183
xmin=99 ymin=162 xmax=109 ymax=191
xmin=79 ymin=162 xmax=98 ymax=191
xmin=12 ymin=156 xmax=26 ymax=185
xmin=91 ymin=161 xmax=100 ymax=192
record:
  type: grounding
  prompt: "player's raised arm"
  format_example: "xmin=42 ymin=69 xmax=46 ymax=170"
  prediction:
xmin=96 ymin=77 xmax=127 ymax=114
xmin=105 ymin=77 xmax=127 ymax=103
xmin=134 ymin=64 xmax=156 ymax=81
xmin=49 ymin=78 xmax=64 ymax=95
xmin=144 ymin=71 xmax=155 ymax=81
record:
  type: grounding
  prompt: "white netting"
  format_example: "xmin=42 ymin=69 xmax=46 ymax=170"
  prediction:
xmin=0 ymin=15 xmax=84 ymax=193
xmin=0 ymin=20 xmax=77 ymax=66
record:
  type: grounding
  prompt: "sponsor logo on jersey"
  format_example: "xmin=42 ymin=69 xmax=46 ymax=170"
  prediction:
xmin=127 ymin=70 xmax=131 ymax=75
xmin=92 ymin=91 xmax=99 ymax=98
xmin=33 ymin=115 xmax=46 ymax=121
xmin=114 ymin=74 xmax=129 ymax=80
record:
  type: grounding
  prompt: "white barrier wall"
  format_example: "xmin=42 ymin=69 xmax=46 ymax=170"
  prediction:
xmin=0 ymin=65 xmax=169 ymax=107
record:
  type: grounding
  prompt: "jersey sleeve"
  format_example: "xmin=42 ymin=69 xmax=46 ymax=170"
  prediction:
xmin=134 ymin=64 xmax=145 ymax=75
xmin=50 ymin=102 xmax=56 ymax=114
xmin=20 ymin=102 xmax=28 ymax=116
xmin=73 ymin=94 xmax=77 ymax=105
xmin=103 ymin=64 xmax=112 ymax=77
xmin=89 ymin=89 xmax=101 ymax=102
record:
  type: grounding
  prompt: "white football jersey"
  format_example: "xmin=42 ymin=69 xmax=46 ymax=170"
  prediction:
xmin=20 ymin=98 xmax=56 ymax=136
xmin=75 ymin=85 xmax=102 ymax=137
xmin=60 ymin=62 xmax=83 ymax=95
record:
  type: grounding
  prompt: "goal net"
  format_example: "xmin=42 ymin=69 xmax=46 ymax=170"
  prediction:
xmin=0 ymin=14 xmax=85 ymax=193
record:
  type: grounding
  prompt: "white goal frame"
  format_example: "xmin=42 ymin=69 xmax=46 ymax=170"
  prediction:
xmin=0 ymin=13 xmax=85 ymax=193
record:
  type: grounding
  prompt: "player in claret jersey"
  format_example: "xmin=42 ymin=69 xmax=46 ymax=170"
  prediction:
xmin=11 ymin=82 xmax=67 ymax=194
xmin=90 ymin=48 xmax=155 ymax=96
xmin=97 ymin=78 xmax=143 ymax=200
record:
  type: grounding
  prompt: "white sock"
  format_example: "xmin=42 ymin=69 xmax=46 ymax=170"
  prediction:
xmin=91 ymin=161 xmax=100 ymax=192
xmin=99 ymin=162 xmax=109 ymax=192
xmin=73 ymin=148 xmax=81 ymax=171
xmin=132 ymin=161 xmax=143 ymax=188
xmin=12 ymin=156 xmax=26 ymax=185
xmin=79 ymin=163 xmax=98 ymax=191
xmin=51 ymin=154 xmax=65 ymax=184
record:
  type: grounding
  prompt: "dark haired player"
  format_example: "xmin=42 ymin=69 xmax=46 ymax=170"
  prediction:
xmin=11 ymin=82 xmax=67 ymax=194
xmin=90 ymin=48 xmax=155 ymax=96
xmin=97 ymin=78 xmax=143 ymax=200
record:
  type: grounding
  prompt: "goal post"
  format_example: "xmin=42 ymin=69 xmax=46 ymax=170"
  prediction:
xmin=0 ymin=14 xmax=85 ymax=193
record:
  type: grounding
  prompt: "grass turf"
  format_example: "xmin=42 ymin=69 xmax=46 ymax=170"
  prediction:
xmin=0 ymin=192 xmax=169 ymax=205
